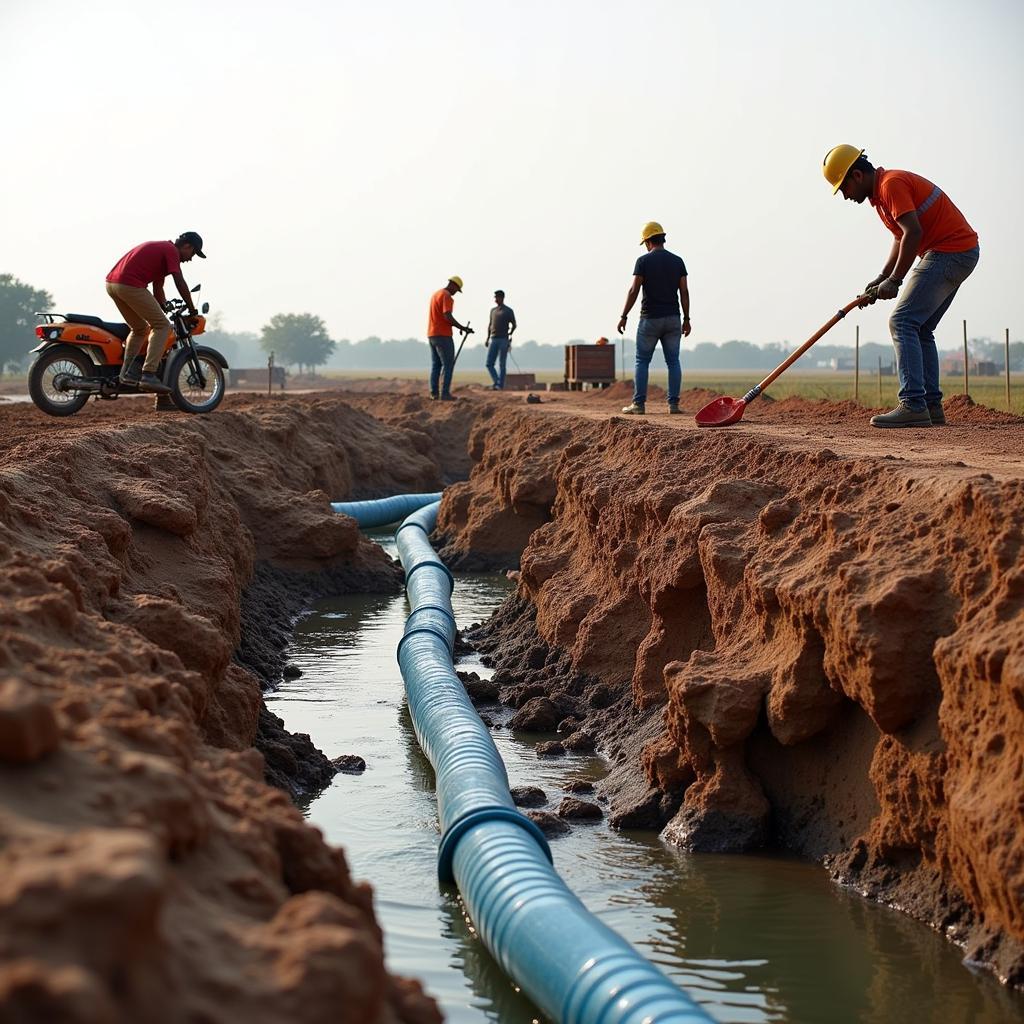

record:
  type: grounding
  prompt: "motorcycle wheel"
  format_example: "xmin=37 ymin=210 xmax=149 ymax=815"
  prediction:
xmin=167 ymin=349 xmax=225 ymax=414
xmin=28 ymin=347 xmax=92 ymax=417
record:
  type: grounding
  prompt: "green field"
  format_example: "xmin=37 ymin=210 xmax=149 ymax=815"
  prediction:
xmin=4 ymin=368 xmax=1020 ymax=414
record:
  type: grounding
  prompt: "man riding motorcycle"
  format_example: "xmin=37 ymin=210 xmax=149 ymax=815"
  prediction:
xmin=105 ymin=231 xmax=206 ymax=394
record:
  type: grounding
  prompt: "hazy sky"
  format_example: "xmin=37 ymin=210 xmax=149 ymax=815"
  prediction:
xmin=2 ymin=0 xmax=1021 ymax=354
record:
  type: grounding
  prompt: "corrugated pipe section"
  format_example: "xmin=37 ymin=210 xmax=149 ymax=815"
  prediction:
xmin=331 ymin=492 xmax=443 ymax=529
xmin=381 ymin=497 xmax=714 ymax=1024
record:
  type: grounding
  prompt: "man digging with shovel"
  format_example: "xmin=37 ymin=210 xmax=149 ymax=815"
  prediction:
xmin=824 ymin=146 xmax=979 ymax=428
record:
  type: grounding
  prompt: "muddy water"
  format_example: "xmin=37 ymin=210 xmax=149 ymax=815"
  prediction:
xmin=268 ymin=531 xmax=1022 ymax=1024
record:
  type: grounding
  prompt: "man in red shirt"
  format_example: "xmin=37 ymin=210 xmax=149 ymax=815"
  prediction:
xmin=105 ymin=232 xmax=205 ymax=393
xmin=426 ymin=276 xmax=473 ymax=400
xmin=824 ymin=147 xmax=979 ymax=428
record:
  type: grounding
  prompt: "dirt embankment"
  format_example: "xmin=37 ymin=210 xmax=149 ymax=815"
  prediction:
xmin=0 ymin=395 xmax=445 ymax=1023
xmin=440 ymin=404 xmax=1024 ymax=986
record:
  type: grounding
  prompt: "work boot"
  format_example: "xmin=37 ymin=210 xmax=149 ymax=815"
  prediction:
xmin=668 ymin=402 xmax=682 ymax=414
xmin=138 ymin=372 xmax=171 ymax=395
xmin=869 ymin=403 xmax=931 ymax=429
xmin=429 ymin=393 xmax=439 ymax=401
xmin=621 ymin=402 xmax=645 ymax=415
xmin=928 ymin=402 xmax=946 ymax=426
xmin=119 ymin=365 xmax=141 ymax=386
xmin=440 ymin=394 xmax=457 ymax=402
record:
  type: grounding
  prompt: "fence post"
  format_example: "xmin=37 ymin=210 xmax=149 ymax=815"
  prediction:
xmin=268 ymin=351 xmax=274 ymax=397
xmin=963 ymin=320 xmax=969 ymax=397
xmin=854 ymin=325 xmax=860 ymax=403
xmin=1007 ymin=328 xmax=1012 ymax=412
xmin=877 ymin=356 xmax=882 ymax=406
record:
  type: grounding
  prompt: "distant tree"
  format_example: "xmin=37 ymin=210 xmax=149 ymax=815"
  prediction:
xmin=259 ymin=313 xmax=336 ymax=375
xmin=0 ymin=273 xmax=54 ymax=375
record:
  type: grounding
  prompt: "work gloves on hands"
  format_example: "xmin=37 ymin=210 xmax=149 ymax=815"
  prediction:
xmin=860 ymin=275 xmax=900 ymax=306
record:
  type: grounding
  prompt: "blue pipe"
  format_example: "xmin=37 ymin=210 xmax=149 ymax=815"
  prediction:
xmin=331 ymin=491 xmax=443 ymax=528
xmin=391 ymin=500 xmax=713 ymax=1024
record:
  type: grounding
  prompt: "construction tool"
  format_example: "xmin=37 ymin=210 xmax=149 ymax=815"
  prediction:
xmin=695 ymin=297 xmax=866 ymax=427
xmin=453 ymin=321 xmax=472 ymax=367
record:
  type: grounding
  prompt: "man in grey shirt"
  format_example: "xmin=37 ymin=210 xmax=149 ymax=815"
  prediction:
xmin=485 ymin=290 xmax=517 ymax=389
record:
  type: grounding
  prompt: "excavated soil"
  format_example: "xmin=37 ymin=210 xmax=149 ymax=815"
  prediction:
xmin=0 ymin=393 xmax=455 ymax=1023
xmin=2 ymin=382 xmax=1021 ymax=1017
xmin=435 ymin=388 xmax=1024 ymax=987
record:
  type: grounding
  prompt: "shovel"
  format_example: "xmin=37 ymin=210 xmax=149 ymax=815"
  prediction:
xmin=695 ymin=297 xmax=866 ymax=427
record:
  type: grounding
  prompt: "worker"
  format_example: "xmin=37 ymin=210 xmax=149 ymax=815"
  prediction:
xmin=824 ymin=146 xmax=979 ymax=428
xmin=617 ymin=221 xmax=691 ymax=415
xmin=426 ymin=276 xmax=473 ymax=401
xmin=485 ymin=289 xmax=516 ymax=390
xmin=105 ymin=232 xmax=204 ymax=394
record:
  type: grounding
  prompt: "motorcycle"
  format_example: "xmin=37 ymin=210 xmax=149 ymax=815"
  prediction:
xmin=29 ymin=286 xmax=228 ymax=417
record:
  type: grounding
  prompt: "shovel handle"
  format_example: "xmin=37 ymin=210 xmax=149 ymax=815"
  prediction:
xmin=753 ymin=297 xmax=866 ymax=396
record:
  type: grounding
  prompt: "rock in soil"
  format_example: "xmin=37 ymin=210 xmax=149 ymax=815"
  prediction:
xmin=0 ymin=679 xmax=61 ymax=764
xmin=563 ymin=730 xmax=596 ymax=753
xmin=558 ymin=797 xmax=604 ymax=821
xmin=536 ymin=741 xmax=565 ymax=758
xmin=462 ymin=676 xmax=500 ymax=703
xmin=565 ymin=779 xmax=595 ymax=795
xmin=527 ymin=809 xmax=570 ymax=837
xmin=331 ymin=754 xmax=366 ymax=774
xmin=510 ymin=696 xmax=561 ymax=731
xmin=510 ymin=785 xmax=548 ymax=808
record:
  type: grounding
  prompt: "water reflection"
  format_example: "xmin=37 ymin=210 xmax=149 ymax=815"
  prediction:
xmin=270 ymin=561 xmax=1023 ymax=1024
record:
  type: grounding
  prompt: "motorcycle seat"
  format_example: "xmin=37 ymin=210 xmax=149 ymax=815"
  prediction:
xmin=64 ymin=314 xmax=131 ymax=341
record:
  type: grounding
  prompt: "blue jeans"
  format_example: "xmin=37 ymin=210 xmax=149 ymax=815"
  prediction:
xmin=633 ymin=315 xmax=682 ymax=405
xmin=428 ymin=335 xmax=455 ymax=397
xmin=889 ymin=246 xmax=979 ymax=409
xmin=486 ymin=336 xmax=509 ymax=388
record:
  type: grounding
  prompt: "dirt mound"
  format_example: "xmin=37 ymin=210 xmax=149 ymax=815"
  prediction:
xmin=0 ymin=395 xmax=446 ymax=1022
xmin=440 ymin=407 xmax=1024 ymax=985
xmin=942 ymin=393 xmax=1024 ymax=425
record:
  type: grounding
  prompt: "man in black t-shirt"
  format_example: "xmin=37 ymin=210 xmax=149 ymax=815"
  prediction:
xmin=616 ymin=221 xmax=691 ymax=414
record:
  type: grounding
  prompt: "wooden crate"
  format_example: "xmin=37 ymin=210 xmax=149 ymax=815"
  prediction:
xmin=565 ymin=344 xmax=616 ymax=388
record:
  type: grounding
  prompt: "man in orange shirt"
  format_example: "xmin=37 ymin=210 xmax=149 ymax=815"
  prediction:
xmin=426 ymin=276 xmax=473 ymax=401
xmin=824 ymin=146 xmax=979 ymax=428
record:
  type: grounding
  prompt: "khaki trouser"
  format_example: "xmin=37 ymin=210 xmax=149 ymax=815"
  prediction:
xmin=105 ymin=282 xmax=172 ymax=373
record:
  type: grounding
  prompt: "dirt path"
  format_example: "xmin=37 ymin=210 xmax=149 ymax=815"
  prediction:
xmin=516 ymin=385 xmax=1024 ymax=479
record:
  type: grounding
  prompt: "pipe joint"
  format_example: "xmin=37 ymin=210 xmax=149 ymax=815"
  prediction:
xmin=403 ymin=558 xmax=455 ymax=595
xmin=438 ymin=806 xmax=553 ymax=883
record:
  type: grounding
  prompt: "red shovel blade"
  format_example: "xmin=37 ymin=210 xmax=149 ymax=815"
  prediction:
xmin=695 ymin=396 xmax=747 ymax=427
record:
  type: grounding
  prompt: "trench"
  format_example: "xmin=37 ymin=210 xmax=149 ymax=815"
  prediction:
xmin=266 ymin=527 xmax=1021 ymax=1024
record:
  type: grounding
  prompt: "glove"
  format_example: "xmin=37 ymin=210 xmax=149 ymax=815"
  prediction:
xmin=859 ymin=275 xmax=884 ymax=306
xmin=875 ymin=278 xmax=900 ymax=300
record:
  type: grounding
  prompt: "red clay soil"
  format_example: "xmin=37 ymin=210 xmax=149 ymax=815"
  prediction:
xmin=0 ymin=394 xmax=444 ymax=1023
xmin=436 ymin=395 xmax=1024 ymax=986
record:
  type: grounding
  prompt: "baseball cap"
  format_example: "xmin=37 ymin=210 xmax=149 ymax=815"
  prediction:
xmin=177 ymin=231 xmax=206 ymax=258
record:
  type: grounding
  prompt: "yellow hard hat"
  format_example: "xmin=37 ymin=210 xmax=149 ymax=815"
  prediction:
xmin=448 ymin=275 xmax=463 ymax=291
xmin=639 ymin=221 xmax=665 ymax=244
xmin=823 ymin=145 xmax=864 ymax=194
